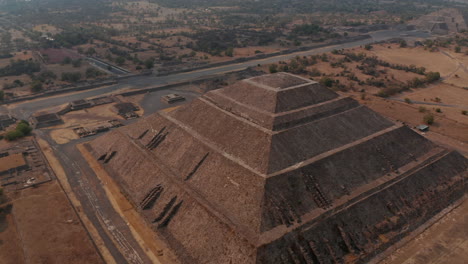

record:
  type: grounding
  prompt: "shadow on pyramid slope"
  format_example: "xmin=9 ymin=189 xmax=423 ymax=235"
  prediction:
xmin=85 ymin=73 xmax=467 ymax=264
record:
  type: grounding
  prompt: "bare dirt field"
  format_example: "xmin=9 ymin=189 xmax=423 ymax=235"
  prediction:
xmin=59 ymin=104 xmax=123 ymax=128
xmin=358 ymin=95 xmax=468 ymax=148
xmin=33 ymin=24 xmax=62 ymax=35
xmin=0 ymin=181 xmax=103 ymax=264
xmin=371 ymin=45 xmax=458 ymax=77
xmin=0 ymin=205 xmax=24 ymax=264
xmin=381 ymin=199 xmax=468 ymax=264
xmin=392 ymin=84 xmax=468 ymax=125
xmin=50 ymin=128 xmax=80 ymax=144
xmin=39 ymin=48 xmax=83 ymax=64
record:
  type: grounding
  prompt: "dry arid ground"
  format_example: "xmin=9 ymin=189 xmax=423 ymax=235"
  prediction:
xmin=48 ymin=104 xmax=125 ymax=144
xmin=0 ymin=181 xmax=103 ymax=264
xmin=381 ymin=199 xmax=468 ymax=264
xmin=371 ymin=45 xmax=458 ymax=77
xmin=358 ymin=96 xmax=468 ymax=144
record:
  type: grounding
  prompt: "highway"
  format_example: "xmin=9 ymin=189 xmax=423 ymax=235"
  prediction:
xmin=3 ymin=29 xmax=430 ymax=120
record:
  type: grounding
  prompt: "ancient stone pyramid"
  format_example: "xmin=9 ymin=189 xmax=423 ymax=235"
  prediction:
xmin=87 ymin=73 xmax=468 ymax=264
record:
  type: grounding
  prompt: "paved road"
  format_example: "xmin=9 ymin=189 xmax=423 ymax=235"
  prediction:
xmin=4 ymin=29 xmax=430 ymax=120
xmin=388 ymin=98 xmax=468 ymax=109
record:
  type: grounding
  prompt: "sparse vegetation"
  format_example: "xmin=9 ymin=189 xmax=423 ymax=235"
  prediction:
xmin=425 ymin=72 xmax=441 ymax=83
xmin=269 ymin=64 xmax=278 ymax=74
xmin=4 ymin=120 xmax=33 ymax=141
xmin=423 ymin=113 xmax=435 ymax=125
xmin=61 ymin=72 xmax=82 ymax=83
xmin=30 ymin=80 xmax=43 ymax=92
xmin=0 ymin=60 xmax=40 ymax=77
xmin=400 ymin=40 xmax=408 ymax=48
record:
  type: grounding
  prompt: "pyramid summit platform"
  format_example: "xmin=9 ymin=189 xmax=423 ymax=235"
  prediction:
xmin=86 ymin=72 xmax=467 ymax=264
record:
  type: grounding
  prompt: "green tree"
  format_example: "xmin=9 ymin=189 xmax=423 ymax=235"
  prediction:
xmin=269 ymin=64 xmax=278 ymax=73
xmin=86 ymin=47 xmax=96 ymax=56
xmin=61 ymin=72 xmax=82 ymax=82
xmin=5 ymin=130 xmax=24 ymax=141
xmin=62 ymin=57 xmax=72 ymax=64
xmin=400 ymin=40 xmax=407 ymax=48
xmin=319 ymin=77 xmax=334 ymax=87
xmin=423 ymin=113 xmax=434 ymax=125
xmin=72 ymin=59 xmax=82 ymax=68
xmin=225 ymin=47 xmax=234 ymax=57
xmin=30 ymin=80 xmax=43 ymax=92
xmin=455 ymin=46 xmax=461 ymax=53
xmin=16 ymin=122 xmax=32 ymax=135
xmin=425 ymin=72 xmax=441 ymax=83
xmin=144 ymin=58 xmax=154 ymax=69
xmin=85 ymin=67 xmax=104 ymax=78
xmin=115 ymin=56 xmax=125 ymax=66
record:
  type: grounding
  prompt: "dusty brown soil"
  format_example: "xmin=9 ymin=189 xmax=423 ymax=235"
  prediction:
xmin=36 ymin=138 xmax=116 ymax=264
xmin=58 ymin=104 xmax=123 ymax=129
xmin=371 ymin=45 xmax=458 ymax=77
xmin=33 ymin=24 xmax=62 ymax=35
xmin=0 ymin=181 xmax=103 ymax=264
xmin=0 ymin=207 xmax=24 ymax=264
xmin=0 ymin=52 xmax=33 ymax=68
xmin=50 ymin=128 xmax=80 ymax=144
xmin=380 ymin=199 xmax=468 ymax=264
xmin=358 ymin=95 xmax=468 ymax=144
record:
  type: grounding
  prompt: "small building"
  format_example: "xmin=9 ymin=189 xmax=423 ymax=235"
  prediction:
xmin=161 ymin=94 xmax=186 ymax=104
xmin=0 ymin=153 xmax=28 ymax=176
xmin=70 ymin=99 xmax=93 ymax=111
xmin=31 ymin=113 xmax=63 ymax=128
xmin=113 ymin=102 xmax=139 ymax=119
xmin=417 ymin=125 xmax=429 ymax=132
xmin=73 ymin=120 xmax=124 ymax=138
xmin=0 ymin=114 xmax=16 ymax=130
xmin=90 ymin=96 xmax=114 ymax=106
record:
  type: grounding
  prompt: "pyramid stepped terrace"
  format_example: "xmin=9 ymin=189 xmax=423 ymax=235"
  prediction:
xmin=86 ymin=72 xmax=468 ymax=264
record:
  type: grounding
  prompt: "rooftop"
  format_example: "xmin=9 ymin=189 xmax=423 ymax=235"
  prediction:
xmin=0 ymin=115 xmax=14 ymax=122
xmin=34 ymin=113 xmax=61 ymax=123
